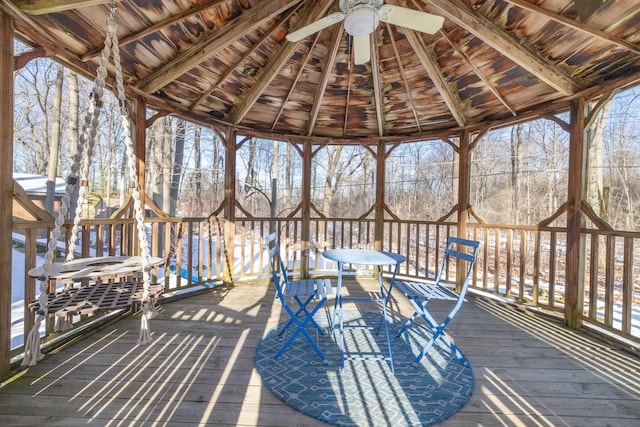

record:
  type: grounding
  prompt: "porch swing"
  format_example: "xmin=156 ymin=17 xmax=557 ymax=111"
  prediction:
xmin=22 ymin=2 xmax=164 ymax=366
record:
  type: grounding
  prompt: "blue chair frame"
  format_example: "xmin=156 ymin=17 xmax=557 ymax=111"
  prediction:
xmin=264 ymin=233 xmax=333 ymax=362
xmin=396 ymin=236 xmax=479 ymax=365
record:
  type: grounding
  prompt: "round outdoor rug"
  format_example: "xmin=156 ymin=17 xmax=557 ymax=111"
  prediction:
xmin=254 ymin=311 xmax=474 ymax=427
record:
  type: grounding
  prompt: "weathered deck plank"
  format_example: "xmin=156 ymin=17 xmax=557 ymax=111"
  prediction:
xmin=1 ymin=279 xmax=638 ymax=426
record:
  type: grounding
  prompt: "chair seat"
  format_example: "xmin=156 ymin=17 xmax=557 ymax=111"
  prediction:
xmin=395 ymin=281 xmax=458 ymax=301
xmin=284 ymin=278 xmax=334 ymax=299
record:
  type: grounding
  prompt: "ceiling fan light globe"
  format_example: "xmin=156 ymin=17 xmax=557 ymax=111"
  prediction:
xmin=344 ymin=5 xmax=379 ymax=36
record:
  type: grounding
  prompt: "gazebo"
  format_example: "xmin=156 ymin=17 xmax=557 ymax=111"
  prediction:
xmin=1 ymin=1 xmax=639 ymax=424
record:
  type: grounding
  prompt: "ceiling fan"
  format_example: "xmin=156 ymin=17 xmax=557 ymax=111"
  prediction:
xmin=286 ymin=0 xmax=444 ymax=65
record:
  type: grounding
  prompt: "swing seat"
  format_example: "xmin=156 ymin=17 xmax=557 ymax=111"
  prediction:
xmin=28 ymin=256 xmax=165 ymax=317
xmin=29 ymin=280 xmax=164 ymax=317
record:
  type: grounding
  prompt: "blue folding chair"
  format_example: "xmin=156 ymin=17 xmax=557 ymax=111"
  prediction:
xmin=396 ymin=236 xmax=479 ymax=365
xmin=264 ymin=233 xmax=333 ymax=362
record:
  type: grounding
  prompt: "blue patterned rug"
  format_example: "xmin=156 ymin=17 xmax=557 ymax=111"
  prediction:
xmin=254 ymin=310 xmax=474 ymax=427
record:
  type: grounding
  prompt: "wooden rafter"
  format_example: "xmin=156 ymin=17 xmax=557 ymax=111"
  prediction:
xmin=428 ymin=0 xmax=580 ymax=96
xmin=504 ymin=0 xmax=640 ymax=56
xmin=439 ymin=28 xmax=517 ymax=116
xmin=344 ymin=38 xmax=353 ymax=136
xmin=137 ymin=0 xmax=301 ymax=94
xmin=14 ymin=0 xmax=116 ymax=15
xmin=388 ymin=24 xmax=422 ymax=133
xmin=193 ymin=7 xmax=300 ymax=112
xmin=82 ymin=1 xmax=228 ymax=62
xmin=231 ymin=0 xmax=333 ymax=124
xmin=403 ymin=29 xmax=467 ymax=126
xmin=272 ymin=33 xmax=321 ymax=130
xmin=370 ymin=32 xmax=384 ymax=137
xmin=307 ymin=22 xmax=343 ymax=136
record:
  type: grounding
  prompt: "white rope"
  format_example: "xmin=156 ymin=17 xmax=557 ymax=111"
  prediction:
xmin=22 ymin=2 xmax=153 ymax=366
xmin=106 ymin=8 xmax=155 ymax=344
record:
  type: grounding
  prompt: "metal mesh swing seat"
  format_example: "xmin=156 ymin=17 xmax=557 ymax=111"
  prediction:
xmin=264 ymin=233 xmax=333 ymax=362
xmin=395 ymin=237 xmax=479 ymax=365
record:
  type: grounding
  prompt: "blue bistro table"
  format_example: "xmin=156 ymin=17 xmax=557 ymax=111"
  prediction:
xmin=321 ymin=249 xmax=406 ymax=372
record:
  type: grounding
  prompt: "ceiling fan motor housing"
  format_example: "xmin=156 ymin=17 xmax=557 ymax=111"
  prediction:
xmin=342 ymin=0 xmax=384 ymax=36
xmin=340 ymin=0 xmax=384 ymax=14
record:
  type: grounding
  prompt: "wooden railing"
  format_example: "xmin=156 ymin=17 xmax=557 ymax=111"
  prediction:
xmin=10 ymin=215 xmax=639 ymax=362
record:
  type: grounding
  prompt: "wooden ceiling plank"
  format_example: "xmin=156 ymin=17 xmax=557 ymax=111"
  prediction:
xmin=82 ymin=1 xmax=229 ymax=62
xmin=193 ymin=7 xmax=300 ymax=111
xmin=14 ymin=0 xmax=116 ymax=15
xmin=439 ymin=29 xmax=516 ymax=116
xmin=272 ymin=32 xmax=321 ymax=130
xmin=307 ymin=23 xmax=343 ymax=136
xmin=403 ymin=29 xmax=467 ymax=126
xmin=428 ymin=0 xmax=580 ymax=96
xmin=138 ymin=0 xmax=302 ymax=94
xmin=388 ymin=24 xmax=422 ymax=133
xmin=231 ymin=0 xmax=333 ymax=124
xmin=504 ymin=0 xmax=640 ymax=56
xmin=370 ymin=32 xmax=385 ymax=138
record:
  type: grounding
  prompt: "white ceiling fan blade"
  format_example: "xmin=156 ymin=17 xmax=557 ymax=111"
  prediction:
xmin=286 ymin=12 xmax=345 ymax=42
xmin=378 ymin=5 xmax=444 ymax=35
xmin=353 ymin=35 xmax=370 ymax=65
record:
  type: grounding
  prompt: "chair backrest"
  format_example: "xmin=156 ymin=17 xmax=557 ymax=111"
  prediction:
xmin=264 ymin=232 xmax=288 ymax=299
xmin=435 ymin=236 xmax=480 ymax=298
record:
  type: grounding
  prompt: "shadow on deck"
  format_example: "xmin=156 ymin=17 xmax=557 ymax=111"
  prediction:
xmin=0 ymin=278 xmax=638 ymax=426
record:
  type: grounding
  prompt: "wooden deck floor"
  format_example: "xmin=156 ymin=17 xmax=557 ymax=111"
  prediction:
xmin=1 ymin=278 xmax=639 ymax=426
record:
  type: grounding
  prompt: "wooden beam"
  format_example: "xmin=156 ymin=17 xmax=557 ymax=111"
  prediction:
xmin=13 ymin=46 xmax=46 ymax=70
xmin=388 ymin=24 xmax=422 ymax=132
xmin=504 ymin=0 xmax=640 ymax=56
xmin=428 ymin=0 xmax=580 ymax=96
xmin=271 ymin=33 xmax=321 ymax=129
xmin=307 ymin=23 xmax=343 ymax=136
xmin=223 ymin=127 xmax=236 ymax=284
xmin=439 ymin=28 xmax=516 ymax=116
xmin=456 ymin=130 xmax=472 ymax=292
xmin=231 ymin=0 xmax=333 ymax=124
xmin=14 ymin=0 xmax=116 ymax=15
xmin=374 ymin=142 xmax=385 ymax=251
xmin=137 ymin=0 xmax=301 ymax=94
xmin=0 ymin=9 xmax=14 ymax=380
xmin=195 ymin=7 xmax=300 ymax=112
xmin=565 ymin=98 xmax=587 ymax=328
xmin=370 ymin=32 xmax=384 ymax=137
xmin=300 ymin=141 xmax=312 ymax=277
xmin=403 ymin=28 xmax=467 ymax=126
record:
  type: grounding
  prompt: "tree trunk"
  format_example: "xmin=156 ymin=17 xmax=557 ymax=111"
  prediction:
xmin=67 ymin=70 xmax=79 ymax=217
xmin=45 ymin=64 xmax=64 ymax=213
xmin=193 ymin=126 xmax=202 ymax=214
xmin=587 ymin=100 xmax=611 ymax=217
xmin=169 ymin=119 xmax=185 ymax=216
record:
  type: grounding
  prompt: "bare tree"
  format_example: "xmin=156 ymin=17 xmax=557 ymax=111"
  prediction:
xmin=45 ymin=64 xmax=64 ymax=213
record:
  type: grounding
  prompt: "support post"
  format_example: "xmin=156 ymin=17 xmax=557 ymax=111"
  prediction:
xmin=223 ymin=126 xmax=236 ymax=283
xmin=0 ymin=11 xmax=14 ymax=379
xmin=300 ymin=140 xmax=312 ymax=277
xmin=565 ymin=99 xmax=587 ymax=328
xmin=374 ymin=141 xmax=385 ymax=251
xmin=456 ymin=131 xmax=472 ymax=292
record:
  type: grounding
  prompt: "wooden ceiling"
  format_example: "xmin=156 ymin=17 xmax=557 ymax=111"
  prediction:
xmin=3 ymin=0 xmax=640 ymax=142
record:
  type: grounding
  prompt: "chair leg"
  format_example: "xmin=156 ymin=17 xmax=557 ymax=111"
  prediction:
xmin=400 ymin=297 xmax=467 ymax=365
xmin=274 ymin=299 xmax=328 ymax=363
xmin=280 ymin=294 xmax=323 ymax=336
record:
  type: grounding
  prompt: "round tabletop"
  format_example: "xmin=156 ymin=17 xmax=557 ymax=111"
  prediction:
xmin=28 ymin=255 xmax=164 ymax=282
xmin=322 ymin=249 xmax=405 ymax=266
